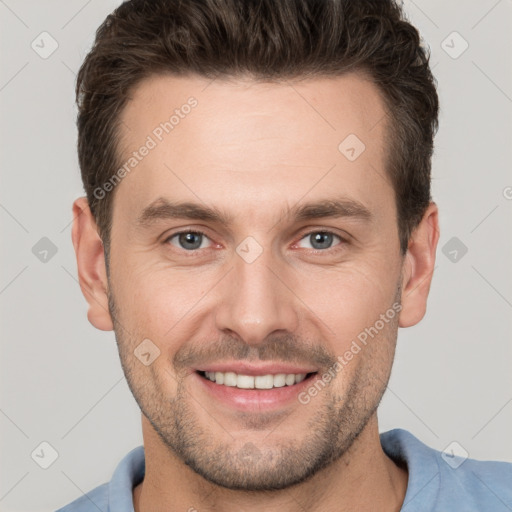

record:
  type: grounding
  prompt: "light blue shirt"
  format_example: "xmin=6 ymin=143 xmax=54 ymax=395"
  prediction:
xmin=56 ymin=429 xmax=512 ymax=511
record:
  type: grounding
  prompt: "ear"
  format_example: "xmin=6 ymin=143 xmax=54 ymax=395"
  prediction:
xmin=399 ymin=202 xmax=440 ymax=328
xmin=71 ymin=197 xmax=114 ymax=331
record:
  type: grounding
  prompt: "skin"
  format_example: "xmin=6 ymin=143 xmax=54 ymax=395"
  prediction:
xmin=72 ymin=72 xmax=439 ymax=512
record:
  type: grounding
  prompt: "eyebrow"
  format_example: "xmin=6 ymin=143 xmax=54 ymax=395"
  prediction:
xmin=136 ymin=196 xmax=373 ymax=228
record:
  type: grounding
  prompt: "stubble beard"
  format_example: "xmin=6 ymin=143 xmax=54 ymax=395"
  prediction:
xmin=108 ymin=287 xmax=400 ymax=491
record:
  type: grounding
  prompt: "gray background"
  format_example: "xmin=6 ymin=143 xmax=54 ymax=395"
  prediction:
xmin=1 ymin=1 xmax=511 ymax=511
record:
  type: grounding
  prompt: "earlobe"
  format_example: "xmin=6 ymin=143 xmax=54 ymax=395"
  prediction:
xmin=398 ymin=202 xmax=440 ymax=328
xmin=71 ymin=197 xmax=114 ymax=331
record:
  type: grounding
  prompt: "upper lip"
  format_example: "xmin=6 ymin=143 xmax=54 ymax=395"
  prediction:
xmin=196 ymin=362 xmax=318 ymax=376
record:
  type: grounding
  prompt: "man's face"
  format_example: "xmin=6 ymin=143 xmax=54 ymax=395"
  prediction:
xmin=106 ymin=73 xmax=405 ymax=490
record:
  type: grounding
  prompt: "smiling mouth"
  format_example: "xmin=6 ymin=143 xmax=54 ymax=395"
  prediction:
xmin=197 ymin=370 xmax=318 ymax=390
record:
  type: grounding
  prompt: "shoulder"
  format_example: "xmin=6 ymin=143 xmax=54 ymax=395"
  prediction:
xmin=55 ymin=483 xmax=108 ymax=512
xmin=381 ymin=429 xmax=512 ymax=511
xmin=438 ymin=452 xmax=512 ymax=509
xmin=55 ymin=445 xmax=145 ymax=512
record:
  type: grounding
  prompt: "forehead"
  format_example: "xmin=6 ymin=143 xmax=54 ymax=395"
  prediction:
xmin=115 ymin=72 xmax=393 ymax=223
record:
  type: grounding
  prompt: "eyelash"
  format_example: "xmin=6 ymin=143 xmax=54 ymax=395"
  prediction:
xmin=163 ymin=229 xmax=347 ymax=256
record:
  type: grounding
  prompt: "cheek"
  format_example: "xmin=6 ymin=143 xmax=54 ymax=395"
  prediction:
xmin=113 ymin=262 xmax=211 ymax=339
xmin=111 ymin=239 xmax=401 ymax=347
xmin=299 ymin=260 xmax=400 ymax=342
xmin=318 ymin=297 xmax=399 ymax=401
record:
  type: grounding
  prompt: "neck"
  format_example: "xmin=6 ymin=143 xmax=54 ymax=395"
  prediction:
xmin=133 ymin=414 xmax=408 ymax=512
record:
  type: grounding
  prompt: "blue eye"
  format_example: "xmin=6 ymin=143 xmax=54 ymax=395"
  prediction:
xmin=164 ymin=229 xmax=345 ymax=255
xmin=166 ymin=231 xmax=211 ymax=251
xmin=297 ymin=231 xmax=343 ymax=251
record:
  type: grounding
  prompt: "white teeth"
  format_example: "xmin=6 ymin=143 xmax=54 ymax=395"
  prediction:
xmin=273 ymin=374 xmax=286 ymax=387
xmin=237 ymin=375 xmax=255 ymax=389
xmin=223 ymin=372 xmax=237 ymax=387
xmin=202 ymin=371 xmax=309 ymax=389
xmin=254 ymin=375 xmax=274 ymax=389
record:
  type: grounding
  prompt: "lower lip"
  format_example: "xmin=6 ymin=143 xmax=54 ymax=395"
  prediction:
xmin=194 ymin=371 xmax=319 ymax=412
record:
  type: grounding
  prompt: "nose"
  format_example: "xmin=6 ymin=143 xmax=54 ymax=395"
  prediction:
xmin=214 ymin=245 xmax=300 ymax=346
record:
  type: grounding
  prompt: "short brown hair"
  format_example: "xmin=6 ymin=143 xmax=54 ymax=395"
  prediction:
xmin=76 ymin=0 xmax=439 ymax=254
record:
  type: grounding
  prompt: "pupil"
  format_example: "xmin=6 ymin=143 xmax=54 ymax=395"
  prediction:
xmin=180 ymin=232 xmax=202 ymax=250
xmin=312 ymin=232 xmax=332 ymax=250
xmin=178 ymin=232 xmax=332 ymax=251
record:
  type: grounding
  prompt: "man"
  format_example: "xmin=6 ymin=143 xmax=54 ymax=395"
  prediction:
xmin=57 ymin=0 xmax=512 ymax=510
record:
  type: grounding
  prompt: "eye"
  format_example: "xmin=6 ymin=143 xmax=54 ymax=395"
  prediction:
xmin=165 ymin=230 xmax=212 ymax=251
xmin=296 ymin=231 xmax=344 ymax=251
